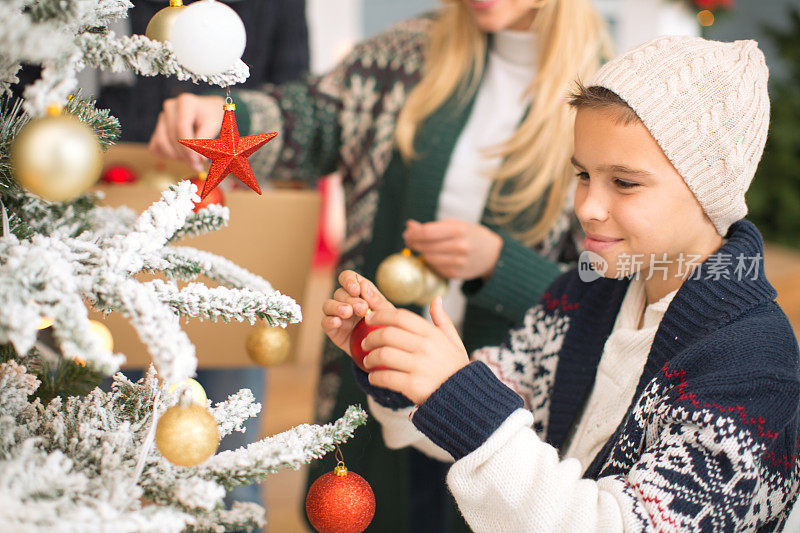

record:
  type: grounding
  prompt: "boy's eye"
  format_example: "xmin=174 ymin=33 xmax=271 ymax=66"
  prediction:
xmin=614 ymin=178 xmax=639 ymax=189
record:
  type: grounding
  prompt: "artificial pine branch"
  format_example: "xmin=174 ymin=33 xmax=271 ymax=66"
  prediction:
xmin=167 ymin=204 xmax=229 ymax=244
xmin=65 ymin=93 xmax=121 ymax=149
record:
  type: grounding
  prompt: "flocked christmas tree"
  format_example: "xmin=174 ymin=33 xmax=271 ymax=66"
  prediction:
xmin=0 ymin=1 xmax=366 ymax=531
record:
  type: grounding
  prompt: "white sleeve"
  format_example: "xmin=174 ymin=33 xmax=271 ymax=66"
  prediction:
xmin=446 ymin=409 xmax=626 ymax=533
xmin=366 ymin=396 xmax=454 ymax=463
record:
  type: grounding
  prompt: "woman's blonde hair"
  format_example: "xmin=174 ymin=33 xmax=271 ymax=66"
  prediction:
xmin=395 ymin=0 xmax=612 ymax=245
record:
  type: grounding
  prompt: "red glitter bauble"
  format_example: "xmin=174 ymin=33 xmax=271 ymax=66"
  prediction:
xmin=306 ymin=466 xmax=375 ymax=533
xmin=101 ymin=165 xmax=137 ymax=184
xmin=349 ymin=317 xmax=385 ymax=372
xmin=189 ymin=177 xmax=225 ymax=213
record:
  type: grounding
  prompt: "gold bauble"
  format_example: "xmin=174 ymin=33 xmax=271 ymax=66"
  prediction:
xmin=414 ymin=264 xmax=448 ymax=307
xmin=11 ymin=111 xmax=102 ymax=202
xmin=142 ymin=169 xmax=178 ymax=190
xmin=145 ymin=0 xmax=185 ymax=42
xmin=168 ymin=378 xmax=208 ymax=405
xmin=155 ymin=403 xmax=219 ymax=466
xmin=375 ymin=249 xmax=425 ymax=306
xmin=88 ymin=320 xmax=114 ymax=352
xmin=246 ymin=325 xmax=291 ymax=366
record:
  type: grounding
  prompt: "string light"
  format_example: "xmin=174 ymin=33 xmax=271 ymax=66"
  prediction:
xmin=697 ymin=9 xmax=715 ymax=27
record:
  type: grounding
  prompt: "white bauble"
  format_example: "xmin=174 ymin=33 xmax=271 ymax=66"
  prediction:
xmin=170 ymin=0 xmax=246 ymax=76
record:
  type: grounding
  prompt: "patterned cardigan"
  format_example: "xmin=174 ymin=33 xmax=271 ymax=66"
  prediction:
xmin=360 ymin=220 xmax=800 ymax=531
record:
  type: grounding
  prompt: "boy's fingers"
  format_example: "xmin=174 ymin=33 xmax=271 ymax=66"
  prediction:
xmin=368 ymin=368 xmax=410 ymax=394
xmin=338 ymin=270 xmax=362 ymax=296
xmin=430 ymin=296 xmax=462 ymax=348
xmin=367 ymin=308 xmax=430 ymax=333
xmin=321 ymin=315 xmax=342 ymax=331
xmin=364 ymin=347 xmax=416 ymax=373
xmin=362 ymin=326 xmax=422 ymax=353
xmin=360 ymin=278 xmax=394 ymax=311
xmin=322 ymin=299 xmax=355 ymax=320
xmin=332 ymin=289 xmax=369 ymax=316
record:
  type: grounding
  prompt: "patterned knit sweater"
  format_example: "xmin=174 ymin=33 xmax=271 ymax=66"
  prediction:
xmin=361 ymin=220 xmax=800 ymax=531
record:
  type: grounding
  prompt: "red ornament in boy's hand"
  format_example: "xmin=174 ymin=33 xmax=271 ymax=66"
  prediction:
xmin=349 ymin=317 xmax=385 ymax=372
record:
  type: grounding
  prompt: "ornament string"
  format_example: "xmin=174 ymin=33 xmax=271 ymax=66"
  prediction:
xmin=333 ymin=444 xmax=348 ymax=476
xmin=132 ymin=387 xmax=161 ymax=487
xmin=335 ymin=445 xmax=345 ymax=469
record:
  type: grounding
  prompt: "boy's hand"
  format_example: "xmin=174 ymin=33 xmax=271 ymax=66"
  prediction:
xmin=361 ymin=294 xmax=469 ymax=405
xmin=403 ymin=219 xmax=503 ymax=280
xmin=321 ymin=270 xmax=394 ymax=356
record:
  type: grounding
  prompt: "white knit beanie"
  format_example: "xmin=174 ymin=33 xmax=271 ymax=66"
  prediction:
xmin=589 ymin=36 xmax=770 ymax=236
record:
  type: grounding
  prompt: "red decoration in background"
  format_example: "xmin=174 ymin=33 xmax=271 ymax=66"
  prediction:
xmin=313 ymin=176 xmax=341 ymax=268
xmin=349 ymin=317 xmax=386 ymax=372
xmin=693 ymin=0 xmax=734 ymax=10
xmin=306 ymin=463 xmax=375 ymax=533
xmin=101 ymin=165 xmax=137 ymax=184
xmin=189 ymin=176 xmax=225 ymax=212
xmin=178 ymin=105 xmax=276 ymax=199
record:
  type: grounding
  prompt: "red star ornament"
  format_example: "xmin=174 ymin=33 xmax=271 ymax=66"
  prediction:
xmin=178 ymin=104 xmax=277 ymax=199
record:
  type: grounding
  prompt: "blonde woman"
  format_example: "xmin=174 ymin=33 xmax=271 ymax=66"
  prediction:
xmin=149 ymin=0 xmax=610 ymax=529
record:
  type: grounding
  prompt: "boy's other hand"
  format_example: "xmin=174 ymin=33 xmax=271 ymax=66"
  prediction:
xmin=403 ymin=219 xmax=503 ymax=280
xmin=362 ymin=295 xmax=469 ymax=405
xmin=321 ymin=270 xmax=394 ymax=356
xmin=148 ymin=93 xmax=225 ymax=172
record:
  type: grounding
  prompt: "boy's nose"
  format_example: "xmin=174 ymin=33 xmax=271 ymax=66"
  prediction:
xmin=575 ymin=183 xmax=609 ymax=224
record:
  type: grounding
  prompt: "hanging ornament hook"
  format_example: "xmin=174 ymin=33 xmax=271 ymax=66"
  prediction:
xmin=334 ymin=445 xmax=348 ymax=476
xmin=224 ymin=93 xmax=235 ymax=111
xmin=223 ymin=87 xmax=235 ymax=110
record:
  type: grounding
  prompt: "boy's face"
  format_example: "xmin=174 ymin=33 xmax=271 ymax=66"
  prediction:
xmin=572 ymin=107 xmax=720 ymax=280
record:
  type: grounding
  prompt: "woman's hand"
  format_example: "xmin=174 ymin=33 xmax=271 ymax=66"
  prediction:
xmin=403 ymin=219 xmax=503 ymax=280
xmin=361 ymin=293 xmax=469 ymax=405
xmin=321 ymin=270 xmax=394 ymax=356
xmin=148 ymin=93 xmax=225 ymax=171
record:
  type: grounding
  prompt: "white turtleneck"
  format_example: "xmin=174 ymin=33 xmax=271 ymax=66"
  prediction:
xmin=426 ymin=29 xmax=538 ymax=331
xmin=562 ymin=278 xmax=678 ymax=472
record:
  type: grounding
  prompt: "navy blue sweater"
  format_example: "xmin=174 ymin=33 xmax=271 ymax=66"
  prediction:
xmin=357 ymin=220 xmax=800 ymax=531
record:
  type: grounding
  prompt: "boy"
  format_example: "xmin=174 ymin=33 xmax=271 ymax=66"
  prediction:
xmin=322 ymin=36 xmax=800 ymax=531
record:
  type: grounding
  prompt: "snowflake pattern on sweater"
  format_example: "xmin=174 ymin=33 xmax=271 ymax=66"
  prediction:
xmin=472 ymin=301 xmax=569 ymax=437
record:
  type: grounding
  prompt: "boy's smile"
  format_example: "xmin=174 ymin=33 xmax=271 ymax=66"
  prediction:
xmin=572 ymin=107 xmax=723 ymax=304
